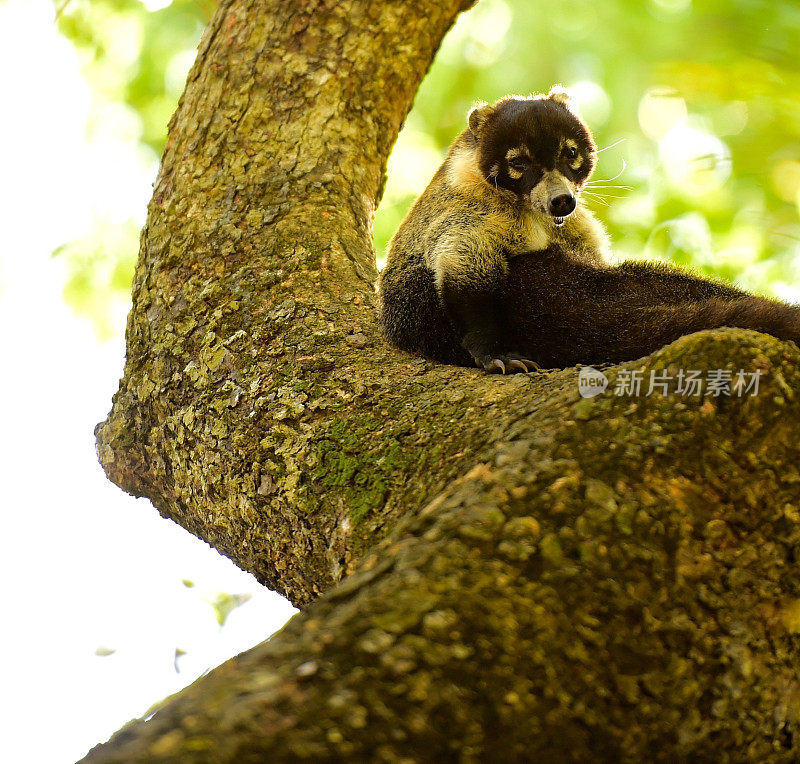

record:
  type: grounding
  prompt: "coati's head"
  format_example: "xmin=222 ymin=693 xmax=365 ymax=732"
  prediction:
xmin=468 ymin=87 xmax=597 ymax=225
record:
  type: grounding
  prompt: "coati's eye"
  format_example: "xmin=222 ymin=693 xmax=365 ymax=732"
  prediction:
xmin=508 ymin=158 xmax=528 ymax=172
xmin=565 ymin=145 xmax=578 ymax=160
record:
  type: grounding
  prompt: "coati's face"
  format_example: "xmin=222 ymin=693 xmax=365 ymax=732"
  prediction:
xmin=469 ymin=89 xmax=596 ymax=225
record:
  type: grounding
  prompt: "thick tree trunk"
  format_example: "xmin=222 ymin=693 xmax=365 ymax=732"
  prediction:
xmin=89 ymin=0 xmax=800 ymax=760
xmin=96 ymin=0 xmax=478 ymax=606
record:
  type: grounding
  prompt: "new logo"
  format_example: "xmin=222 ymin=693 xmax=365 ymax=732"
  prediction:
xmin=578 ymin=366 xmax=608 ymax=398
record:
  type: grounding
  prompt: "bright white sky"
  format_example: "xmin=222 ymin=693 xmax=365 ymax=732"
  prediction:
xmin=0 ymin=2 xmax=296 ymax=761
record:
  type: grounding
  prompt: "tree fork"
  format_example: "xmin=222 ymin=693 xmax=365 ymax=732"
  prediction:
xmin=91 ymin=0 xmax=800 ymax=758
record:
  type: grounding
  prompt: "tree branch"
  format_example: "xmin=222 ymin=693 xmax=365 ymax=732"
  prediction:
xmin=96 ymin=0 xmax=477 ymax=605
xmin=92 ymin=327 xmax=800 ymax=759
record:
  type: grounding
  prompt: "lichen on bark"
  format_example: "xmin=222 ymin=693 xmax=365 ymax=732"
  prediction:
xmin=90 ymin=0 xmax=800 ymax=759
xmin=96 ymin=0 xmax=481 ymax=605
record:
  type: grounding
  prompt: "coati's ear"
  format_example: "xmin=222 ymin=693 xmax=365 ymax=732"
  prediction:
xmin=467 ymin=101 xmax=492 ymax=137
xmin=547 ymin=85 xmax=573 ymax=110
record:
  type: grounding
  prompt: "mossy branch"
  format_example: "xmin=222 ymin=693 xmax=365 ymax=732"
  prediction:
xmin=96 ymin=0 xmax=478 ymax=605
xmin=92 ymin=326 xmax=800 ymax=759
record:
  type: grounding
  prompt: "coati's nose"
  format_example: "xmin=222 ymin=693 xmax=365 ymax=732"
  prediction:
xmin=548 ymin=193 xmax=576 ymax=218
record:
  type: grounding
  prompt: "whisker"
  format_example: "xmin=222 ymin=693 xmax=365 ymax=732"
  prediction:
xmin=581 ymin=195 xmax=610 ymax=206
xmin=583 ymin=192 xmax=627 ymax=199
xmin=585 ymin=183 xmax=634 ymax=190
xmin=592 ymin=158 xmax=627 ymax=183
xmin=594 ymin=137 xmax=626 ymax=154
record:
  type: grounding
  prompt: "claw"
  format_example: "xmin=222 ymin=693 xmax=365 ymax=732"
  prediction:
xmin=473 ymin=353 xmax=540 ymax=375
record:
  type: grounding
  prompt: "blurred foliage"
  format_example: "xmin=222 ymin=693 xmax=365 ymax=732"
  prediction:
xmin=56 ymin=0 xmax=212 ymax=151
xmin=55 ymin=0 xmax=800 ymax=335
xmin=54 ymin=0 xmax=212 ymax=336
xmin=54 ymin=219 xmax=140 ymax=339
xmin=376 ymin=0 xmax=800 ymax=301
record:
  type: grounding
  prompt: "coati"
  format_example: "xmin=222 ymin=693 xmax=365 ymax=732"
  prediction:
xmin=377 ymin=88 xmax=800 ymax=372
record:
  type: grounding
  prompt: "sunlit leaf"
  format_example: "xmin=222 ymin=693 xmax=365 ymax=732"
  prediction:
xmin=173 ymin=647 xmax=187 ymax=673
xmin=206 ymin=592 xmax=252 ymax=628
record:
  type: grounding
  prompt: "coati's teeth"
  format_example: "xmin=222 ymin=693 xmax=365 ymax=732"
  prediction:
xmin=553 ymin=216 xmax=565 ymax=226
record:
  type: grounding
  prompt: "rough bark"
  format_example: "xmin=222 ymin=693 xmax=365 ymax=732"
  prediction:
xmin=96 ymin=0 xmax=478 ymax=606
xmin=90 ymin=0 xmax=800 ymax=760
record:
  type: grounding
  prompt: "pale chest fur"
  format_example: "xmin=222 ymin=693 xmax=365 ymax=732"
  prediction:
xmin=504 ymin=205 xmax=610 ymax=265
xmin=505 ymin=208 xmax=551 ymax=255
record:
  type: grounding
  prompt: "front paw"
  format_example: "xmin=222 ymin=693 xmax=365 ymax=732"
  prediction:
xmin=473 ymin=352 xmax=540 ymax=374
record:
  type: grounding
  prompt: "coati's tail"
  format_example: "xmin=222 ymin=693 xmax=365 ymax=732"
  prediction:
xmin=680 ymin=296 xmax=800 ymax=346
xmin=586 ymin=297 xmax=800 ymax=368
xmin=377 ymin=261 xmax=472 ymax=367
xmin=507 ymin=249 xmax=800 ymax=368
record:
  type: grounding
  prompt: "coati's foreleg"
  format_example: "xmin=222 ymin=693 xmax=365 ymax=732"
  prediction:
xmin=378 ymin=259 xmax=472 ymax=367
xmin=507 ymin=248 xmax=800 ymax=368
xmin=436 ymin=249 xmax=538 ymax=374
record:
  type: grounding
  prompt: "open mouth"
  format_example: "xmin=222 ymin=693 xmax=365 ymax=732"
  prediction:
xmin=552 ymin=216 xmax=566 ymax=227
